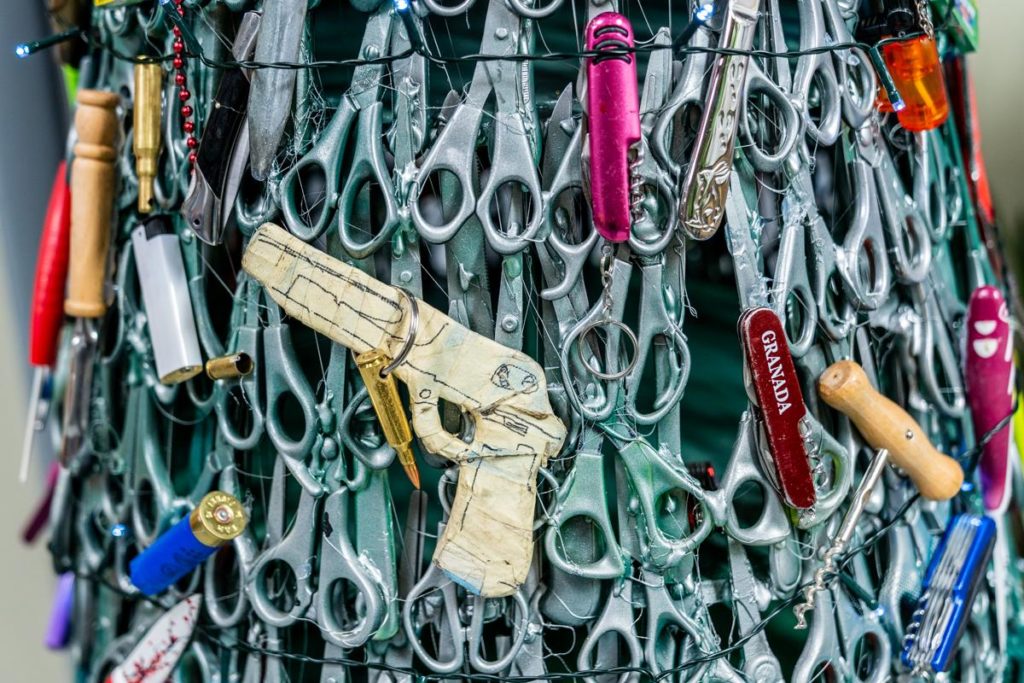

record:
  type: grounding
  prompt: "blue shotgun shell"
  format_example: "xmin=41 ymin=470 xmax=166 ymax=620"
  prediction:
xmin=129 ymin=491 xmax=246 ymax=596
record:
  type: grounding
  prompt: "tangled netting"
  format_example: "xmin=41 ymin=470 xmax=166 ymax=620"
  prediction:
xmin=33 ymin=0 xmax=1024 ymax=681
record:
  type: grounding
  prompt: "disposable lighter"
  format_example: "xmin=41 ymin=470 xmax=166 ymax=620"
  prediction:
xmin=129 ymin=491 xmax=246 ymax=596
xmin=585 ymin=12 xmax=640 ymax=243
xmin=131 ymin=215 xmax=203 ymax=384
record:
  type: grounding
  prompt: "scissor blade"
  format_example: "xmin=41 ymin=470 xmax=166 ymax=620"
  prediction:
xmin=107 ymin=595 xmax=201 ymax=683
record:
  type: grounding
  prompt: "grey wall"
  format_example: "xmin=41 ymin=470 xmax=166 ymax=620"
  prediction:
xmin=0 ymin=1 xmax=70 ymax=680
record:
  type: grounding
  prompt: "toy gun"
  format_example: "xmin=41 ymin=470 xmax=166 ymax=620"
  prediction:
xmin=242 ymin=222 xmax=566 ymax=597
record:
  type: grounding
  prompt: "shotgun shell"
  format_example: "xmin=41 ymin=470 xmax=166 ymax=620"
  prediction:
xmin=129 ymin=491 xmax=246 ymax=596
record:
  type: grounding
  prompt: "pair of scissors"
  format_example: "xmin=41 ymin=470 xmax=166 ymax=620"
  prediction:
xmin=278 ymin=6 xmax=397 ymax=246
xmin=420 ymin=0 xmax=562 ymax=19
xmin=213 ymin=277 xmax=320 ymax=493
xmin=410 ymin=0 xmax=542 ymax=255
xmin=247 ymin=458 xmax=318 ymax=628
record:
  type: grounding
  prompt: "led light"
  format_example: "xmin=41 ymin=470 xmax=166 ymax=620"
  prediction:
xmin=111 ymin=523 xmax=129 ymax=538
xmin=394 ymin=0 xmax=410 ymax=10
xmin=15 ymin=44 xmax=30 ymax=58
xmin=695 ymin=2 xmax=714 ymax=23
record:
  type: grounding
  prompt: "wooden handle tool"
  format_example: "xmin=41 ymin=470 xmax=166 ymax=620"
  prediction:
xmin=66 ymin=89 xmax=120 ymax=318
xmin=818 ymin=360 xmax=963 ymax=500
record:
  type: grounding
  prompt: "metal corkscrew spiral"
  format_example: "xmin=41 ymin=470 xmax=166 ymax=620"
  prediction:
xmin=794 ymin=449 xmax=890 ymax=629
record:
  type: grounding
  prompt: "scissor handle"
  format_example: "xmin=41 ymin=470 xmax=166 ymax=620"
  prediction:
xmin=403 ymin=561 xmax=466 ymax=674
xmin=873 ymin=150 xmax=933 ymax=284
xmin=420 ymin=0 xmax=476 ymax=16
xmin=215 ymin=286 xmax=265 ymax=451
xmin=837 ymin=160 xmax=892 ymax=311
xmin=204 ymin=532 xmax=256 ymax=628
xmin=504 ymin=0 xmax=563 ymax=18
xmin=577 ymin=582 xmax=642 ymax=683
xmin=610 ymin=432 xmax=715 ymax=568
xmin=792 ymin=0 xmax=843 ymax=147
xmin=772 ymin=216 xmax=818 ymax=358
xmin=701 ymin=416 xmax=792 ymax=546
xmin=820 ymin=0 xmax=876 ymax=129
xmin=279 ymin=99 xmax=356 ymax=242
xmin=738 ymin=65 xmax=803 ymax=174
xmin=337 ymin=102 xmax=401 ymax=259
xmin=623 ymin=266 xmax=690 ymax=426
xmin=467 ymin=591 xmax=530 ymax=673
xmin=248 ymin=490 xmax=319 ymax=628
xmin=316 ymin=488 xmax=386 ymax=648
xmin=262 ymin=303 xmax=318 ymax=460
xmin=543 ymin=450 xmax=625 ymax=580
xmin=477 ymin=129 xmax=544 ymax=254
xmin=410 ymin=103 xmax=484 ymax=244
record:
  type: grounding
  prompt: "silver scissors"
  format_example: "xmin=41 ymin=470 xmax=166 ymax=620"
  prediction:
xmin=213 ymin=279 xmax=321 ymax=493
xmin=247 ymin=458 xmax=318 ymax=628
xmin=278 ymin=7 xmax=396 ymax=244
xmin=410 ymin=0 xmax=543 ymax=255
xmin=421 ymin=0 xmax=564 ymax=18
xmin=727 ymin=539 xmax=784 ymax=681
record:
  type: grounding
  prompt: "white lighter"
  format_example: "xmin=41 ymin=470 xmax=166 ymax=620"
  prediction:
xmin=131 ymin=216 xmax=203 ymax=384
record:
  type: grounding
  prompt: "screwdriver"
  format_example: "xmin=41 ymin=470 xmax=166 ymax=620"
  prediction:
xmin=793 ymin=360 xmax=965 ymax=627
xmin=20 ymin=162 xmax=72 ymax=482
xmin=61 ymin=89 xmax=121 ymax=465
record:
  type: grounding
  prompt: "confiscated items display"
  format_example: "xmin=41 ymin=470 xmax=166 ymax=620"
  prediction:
xmin=16 ymin=0 xmax=1024 ymax=680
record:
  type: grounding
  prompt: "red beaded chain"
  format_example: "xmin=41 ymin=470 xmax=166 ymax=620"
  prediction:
xmin=171 ymin=0 xmax=197 ymax=168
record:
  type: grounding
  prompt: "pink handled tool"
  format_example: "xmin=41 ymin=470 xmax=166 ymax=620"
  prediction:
xmin=585 ymin=12 xmax=641 ymax=243
xmin=965 ymin=285 xmax=1014 ymax=513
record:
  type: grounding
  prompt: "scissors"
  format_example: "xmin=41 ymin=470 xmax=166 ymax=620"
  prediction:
xmin=409 ymin=0 xmax=543 ymax=255
xmin=420 ymin=0 xmax=563 ymax=19
xmin=544 ymin=427 xmax=624 ymax=580
xmin=213 ymin=278 xmax=321 ymax=494
xmin=727 ymin=539 xmax=784 ymax=681
xmin=278 ymin=7 xmax=397 ymax=244
xmin=247 ymin=458 xmax=318 ymax=628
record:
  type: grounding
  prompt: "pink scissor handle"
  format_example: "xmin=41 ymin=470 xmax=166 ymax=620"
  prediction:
xmin=965 ymin=285 xmax=1014 ymax=513
xmin=585 ymin=12 xmax=640 ymax=244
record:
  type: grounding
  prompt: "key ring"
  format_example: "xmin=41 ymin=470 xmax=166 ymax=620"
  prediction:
xmin=381 ymin=286 xmax=419 ymax=376
xmin=576 ymin=246 xmax=639 ymax=382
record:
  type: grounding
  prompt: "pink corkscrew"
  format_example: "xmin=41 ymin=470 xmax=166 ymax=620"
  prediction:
xmin=965 ymin=286 xmax=1014 ymax=513
xmin=585 ymin=12 xmax=641 ymax=243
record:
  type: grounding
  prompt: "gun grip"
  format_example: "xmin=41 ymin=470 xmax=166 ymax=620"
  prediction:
xmin=435 ymin=454 xmax=539 ymax=598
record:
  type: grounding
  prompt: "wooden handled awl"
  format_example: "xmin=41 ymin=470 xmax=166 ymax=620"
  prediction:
xmin=243 ymin=223 xmax=567 ymax=597
xmin=818 ymin=360 xmax=963 ymax=500
xmin=67 ymin=89 xmax=120 ymax=318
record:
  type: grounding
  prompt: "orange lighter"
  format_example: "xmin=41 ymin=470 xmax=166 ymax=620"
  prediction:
xmin=878 ymin=35 xmax=949 ymax=131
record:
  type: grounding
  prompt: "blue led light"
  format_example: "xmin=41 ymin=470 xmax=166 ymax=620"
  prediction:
xmin=892 ymin=99 xmax=907 ymax=112
xmin=15 ymin=44 xmax=31 ymax=58
xmin=111 ymin=523 xmax=129 ymax=538
xmin=395 ymin=0 xmax=411 ymax=11
xmin=695 ymin=3 xmax=715 ymax=23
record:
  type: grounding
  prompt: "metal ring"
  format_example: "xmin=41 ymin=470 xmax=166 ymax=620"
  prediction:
xmin=576 ymin=318 xmax=639 ymax=382
xmin=381 ymin=287 xmax=419 ymax=376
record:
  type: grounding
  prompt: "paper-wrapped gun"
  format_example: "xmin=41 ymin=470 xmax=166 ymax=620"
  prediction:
xmin=242 ymin=223 xmax=566 ymax=597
